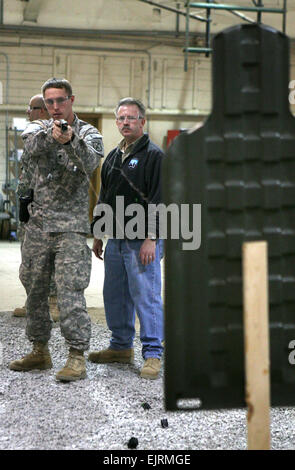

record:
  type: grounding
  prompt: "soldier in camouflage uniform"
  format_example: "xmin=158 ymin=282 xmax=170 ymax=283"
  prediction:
xmin=17 ymin=94 xmax=49 ymax=242
xmin=9 ymin=78 xmax=104 ymax=382
xmin=14 ymin=94 xmax=60 ymax=321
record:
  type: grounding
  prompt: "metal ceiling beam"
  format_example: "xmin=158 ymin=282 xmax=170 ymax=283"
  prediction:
xmin=189 ymin=2 xmax=285 ymax=13
xmin=23 ymin=0 xmax=44 ymax=22
xmin=0 ymin=23 xmax=198 ymax=41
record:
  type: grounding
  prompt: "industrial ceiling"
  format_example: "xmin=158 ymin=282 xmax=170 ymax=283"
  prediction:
xmin=0 ymin=0 xmax=294 ymax=45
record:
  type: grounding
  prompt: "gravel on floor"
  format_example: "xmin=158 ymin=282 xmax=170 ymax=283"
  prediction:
xmin=0 ymin=311 xmax=294 ymax=451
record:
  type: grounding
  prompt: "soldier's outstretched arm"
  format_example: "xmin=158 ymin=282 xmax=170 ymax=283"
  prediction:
xmin=22 ymin=121 xmax=104 ymax=176
xmin=62 ymin=127 xmax=104 ymax=176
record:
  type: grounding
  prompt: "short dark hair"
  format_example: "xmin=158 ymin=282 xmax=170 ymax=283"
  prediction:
xmin=115 ymin=97 xmax=146 ymax=118
xmin=41 ymin=78 xmax=73 ymax=96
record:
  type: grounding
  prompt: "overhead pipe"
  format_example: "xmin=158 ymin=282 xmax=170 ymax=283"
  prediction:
xmin=212 ymin=0 xmax=255 ymax=23
xmin=138 ymin=0 xmax=207 ymax=22
xmin=256 ymin=0 xmax=263 ymax=23
xmin=175 ymin=3 xmax=180 ymax=38
xmin=189 ymin=2 xmax=285 ymax=13
xmin=139 ymin=0 xmax=255 ymax=27
xmin=0 ymin=23 xmax=197 ymax=41
xmin=205 ymin=0 xmax=211 ymax=58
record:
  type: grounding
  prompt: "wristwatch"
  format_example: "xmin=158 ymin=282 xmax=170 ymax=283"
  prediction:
xmin=149 ymin=236 xmax=157 ymax=242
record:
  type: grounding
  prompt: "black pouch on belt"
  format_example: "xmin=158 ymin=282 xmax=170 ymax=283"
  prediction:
xmin=19 ymin=189 xmax=33 ymax=223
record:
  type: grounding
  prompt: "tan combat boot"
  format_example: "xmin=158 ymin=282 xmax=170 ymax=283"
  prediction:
xmin=140 ymin=358 xmax=161 ymax=380
xmin=49 ymin=296 xmax=60 ymax=322
xmin=88 ymin=348 xmax=134 ymax=364
xmin=9 ymin=342 xmax=52 ymax=371
xmin=56 ymin=348 xmax=86 ymax=382
xmin=13 ymin=306 xmax=26 ymax=317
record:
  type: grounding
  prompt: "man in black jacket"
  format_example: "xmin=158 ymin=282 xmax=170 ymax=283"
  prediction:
xmin=89 ymin=97 xmax=164 ymax=379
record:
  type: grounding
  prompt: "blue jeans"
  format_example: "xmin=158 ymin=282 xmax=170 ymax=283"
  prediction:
xmin=103 ymin=239 xmax=164 ymax=359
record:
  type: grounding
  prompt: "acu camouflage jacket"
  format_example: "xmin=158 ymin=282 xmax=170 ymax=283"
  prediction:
xmin=21 ymin=114 xmax=104 ymax=233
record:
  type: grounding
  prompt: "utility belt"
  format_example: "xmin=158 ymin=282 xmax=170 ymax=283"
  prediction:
xmin=19 ymin=189 xmax=34 ymax=223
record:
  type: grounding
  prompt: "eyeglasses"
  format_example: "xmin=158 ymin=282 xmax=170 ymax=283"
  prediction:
xmin=44 ymin=96 xmax=72 ymax=107
xmin=116 ymin=115 xmax=143 ymax=123
xmin=27 ymin=106 xmax=42 ymax=112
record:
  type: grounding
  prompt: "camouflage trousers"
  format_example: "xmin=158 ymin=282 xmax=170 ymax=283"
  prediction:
xmin=18 ymin=222 xmax=57 ymax=296
xmin=20 ymin=222 xmax=92 ymax=351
